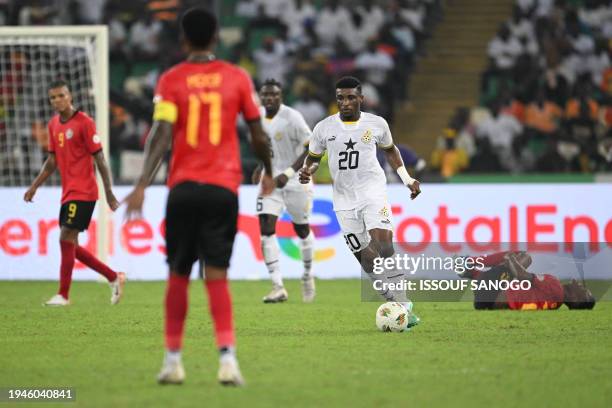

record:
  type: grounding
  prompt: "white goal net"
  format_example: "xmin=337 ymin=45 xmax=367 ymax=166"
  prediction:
xmin=0 ymin=26 xmax=108 ymax=186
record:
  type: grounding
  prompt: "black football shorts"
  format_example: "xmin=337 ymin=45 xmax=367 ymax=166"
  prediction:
xmin=59 ymin=200 xmax=96 ymax=232
xmin=165 ymin=182 xmax=239 ymax=274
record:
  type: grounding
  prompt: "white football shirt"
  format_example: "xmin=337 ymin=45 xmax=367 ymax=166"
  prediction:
xmin=261 ymin=104 xmax=312 ymax=183
xmin=309 ymin=112 xmax=393 ymax=210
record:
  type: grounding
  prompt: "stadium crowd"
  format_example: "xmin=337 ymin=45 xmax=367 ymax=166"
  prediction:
xmin=2 ymin=0 xmax=610 ymax=183
xmin=1 ymin=0 xmax=440 ymax=183
xmin=431 ymin=0 xmax=612 ymax=177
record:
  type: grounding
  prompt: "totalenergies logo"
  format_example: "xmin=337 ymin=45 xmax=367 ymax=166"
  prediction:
xmin=239 ymin=199 xmax=339 ymax=261
xmin=278 ymin=199 xmax=337 ymax=261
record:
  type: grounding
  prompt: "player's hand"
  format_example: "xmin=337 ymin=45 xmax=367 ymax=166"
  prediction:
xmin=123 ymin=186 xmax=145 ymax=221
xmin=408 ymin=179 xmax=421 ymax=200
xmin=299 ymin=166 xmax=311 ymax=184
xmin=106 ymin=191 xmax=120 ymax=212
xmin=275 ymin=174 xmax=289 ymax=189
xmin=251 ymin=167 xmax=262 ymax=184
xmin=24 ymin=186 xmax=37 ymax=202
xmin=260 ymin=173 xmax=274 ymax=196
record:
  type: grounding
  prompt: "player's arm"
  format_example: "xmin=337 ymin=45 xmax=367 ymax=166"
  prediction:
xmin=246 ymin=119 xmax=274 ymax=195
xmin=276 ymin=147 xmax=309 ymax=189
xmin=24 ymin=153 xmax=57 ymax=202
xmin=123 ymin=120 xmax=172 ymax=220
xmin=381 ymin=144 xmax=421 ymax=200
xmin=93 ymin=150 xmax=119 ymax=211
xmin=299 ymin=152 xmax=321 ymax=184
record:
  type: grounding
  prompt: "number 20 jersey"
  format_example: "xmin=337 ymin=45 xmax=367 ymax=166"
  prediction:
xmin=308 ymin=112 xmax=394 ymax=211
xmin=153 ymin=60 xmax=261 ymax=194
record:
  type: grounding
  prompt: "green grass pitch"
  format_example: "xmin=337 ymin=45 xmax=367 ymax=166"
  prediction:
xmin=1 ymin=280 xmax=611 ymax=408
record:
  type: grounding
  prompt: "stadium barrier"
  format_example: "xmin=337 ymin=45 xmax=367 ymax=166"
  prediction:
xmin=1 ymin=184 xmax=611 ymax=280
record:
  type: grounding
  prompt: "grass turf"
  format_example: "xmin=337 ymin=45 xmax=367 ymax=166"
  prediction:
xmin=1 ymin=280 xmax=611 ymax=408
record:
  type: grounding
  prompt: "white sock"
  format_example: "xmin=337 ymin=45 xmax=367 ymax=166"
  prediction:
xmin=299 ymin=231 xmax=314 ymax=278
xmin=219 ymin=346 xmax=236 ymax=364
xmin=165 ymin=350 xmax=182 ymax=365
xmin=261 ymin=235 xmax=283 ymax=287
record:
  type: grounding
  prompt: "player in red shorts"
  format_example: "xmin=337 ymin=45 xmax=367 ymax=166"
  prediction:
xmin=24 ymin=80 xmax=125 ymax=307
xmin=459 ymin=251 xmax=595 ymax=310
xmin=124 ymin=8 xmax=274 ymax=386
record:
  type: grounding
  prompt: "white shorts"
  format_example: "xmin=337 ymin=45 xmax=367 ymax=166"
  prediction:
xmin=335 ymin=201 xmax=394 ymax=253
xmin=256 ymin=182 xmax=313 ymax=224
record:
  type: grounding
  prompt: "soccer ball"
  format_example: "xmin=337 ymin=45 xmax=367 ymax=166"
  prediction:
xmin=375 ymin=302 xmax=409 ymax=332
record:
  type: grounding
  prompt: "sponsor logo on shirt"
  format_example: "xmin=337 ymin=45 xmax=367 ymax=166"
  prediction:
xmin=327 ymin=136 xmax=336 ymax=141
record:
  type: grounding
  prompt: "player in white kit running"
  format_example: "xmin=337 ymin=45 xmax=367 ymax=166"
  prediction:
xmin=299 ymin=77 xmax=421 ymax=324
xmin=253 ymin=79 xmax=316 ymax=303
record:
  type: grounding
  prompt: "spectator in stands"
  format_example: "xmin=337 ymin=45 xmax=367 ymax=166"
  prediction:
xmin=281 ymin=0 xmax=317 ymax=49
xmin=18 ymin=0 xmax=59 ymax=25
xmin=315 ymin=0 xmax=351 ymax=49
xmin=430 ymin=128 xmax=469 ymax=178
xmin=524 ymin=87 xmax=562 ymax=136
xmin=486 ymin=24 xmax=522 ymax=76
xmin=292 ymin=86 xmax=326 ymax=129
xmin=476 ymin=100 xmax=523 ymax=170
xmin=256 ymin=0 xmax=293 ymax=19
xmin=355 ymin=38 xmax=394 ymax=100
xmin=356 ymin=0 xmax=385 ymax=42
xmin=253 ymin=36 xmax=289 ymax=86
xmin=543 ymin=67 xmax=570 ymax=107
xmin=129 ymin=12 xmax=163 ymax=61
xmin=104 ymin=9 xmax=128 ymax=64
xmin=74 ymin=0 xmax=106 ymax=24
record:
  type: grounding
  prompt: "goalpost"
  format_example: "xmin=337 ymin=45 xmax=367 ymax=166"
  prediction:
xmin=0 ymin=26 xmax=110 ymax=262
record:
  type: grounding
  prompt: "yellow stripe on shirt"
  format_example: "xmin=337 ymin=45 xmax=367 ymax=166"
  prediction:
xmin=308 ymin=150 xmax=323 ymax=158
xmin=153 ymin=100 xmax=178 ymax=123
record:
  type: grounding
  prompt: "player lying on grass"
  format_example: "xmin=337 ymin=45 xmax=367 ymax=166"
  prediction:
xmin=299 ymin=76 xmax=420 ymax=326
xmin=24 ymin=80 xmax=125 ymax=307
xmin=253 ymin=79 xmax=315 ymax=303
xmin=124 ymin=8 xmax=273 ymax=386
xmin=458 ymin=251 xmax=596 ymax=310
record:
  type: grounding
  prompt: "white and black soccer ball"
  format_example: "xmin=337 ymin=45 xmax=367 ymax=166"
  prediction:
xmin=375 ymin=302 xmax=409 ymax=332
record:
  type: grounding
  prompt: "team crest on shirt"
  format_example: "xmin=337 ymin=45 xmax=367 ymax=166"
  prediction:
xmin=361 ymin=129 xmax=372 ymax=144
xmin=93 ymin=134 xmax=101 ymax=144
xmin=379 ymin=206 xmax=390 ymax=217
xmin=66 ymin=129 xmax=74 ymax=140
xmin=274 ymin=132 xmax=283 ymax=141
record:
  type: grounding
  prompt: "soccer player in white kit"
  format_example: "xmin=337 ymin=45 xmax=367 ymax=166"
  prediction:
xmin=299 ymin=77 xmax=421 ymax=323
xmin=253 ymin=79 xmax=315 ymax=303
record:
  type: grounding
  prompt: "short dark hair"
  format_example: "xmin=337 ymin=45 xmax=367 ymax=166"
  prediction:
xmin=261 ymin=78 xmax=282 ymax=89
xmin=335 ymin=76 xmax=362 ymax=94
xmin=48 ymin=79 xmax=70 ymax=91
xmin=181 ymin=7 xmax=218 ymax=49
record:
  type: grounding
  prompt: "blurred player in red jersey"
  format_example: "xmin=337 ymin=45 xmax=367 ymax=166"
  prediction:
xmin=458 ymin=251 xmax=595 ymax=310
xmin=124 ymin=8 xmax=274 ymax=386
xmin=24 ymin=80 xmax=125 ymax=307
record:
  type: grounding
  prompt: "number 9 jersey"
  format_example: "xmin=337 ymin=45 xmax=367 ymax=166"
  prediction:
xmin=308 ymin=112 xmax=393 ymax=211
xmin=153 ymin=61 xmax=261 ymax=194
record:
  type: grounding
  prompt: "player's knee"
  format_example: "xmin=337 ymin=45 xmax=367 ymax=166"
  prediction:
xmin=258 ymin=216 xmax=276 ymax=236
xmin=379 ymin=243 xmax=395 ymax=258
xmin=293 ymin=223 xmax=310 ymax=239
xmin=59 ymin=227 xmax=78 ymax=243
